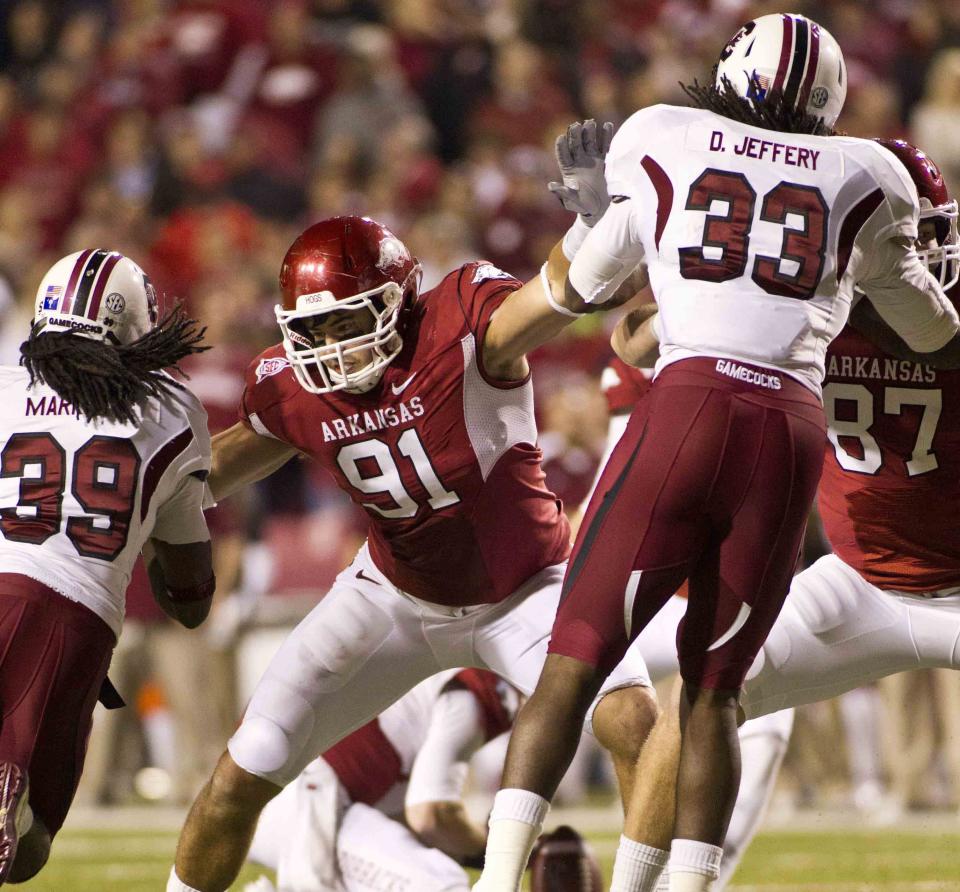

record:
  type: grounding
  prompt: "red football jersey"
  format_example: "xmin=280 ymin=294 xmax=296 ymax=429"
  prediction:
xmin=241 ymin=262 xmax=570 ymax=606
xmin=601 ymin=357 xmax=653 ymax=415
xmin=818 ymin=322 xmax=960 ymax=592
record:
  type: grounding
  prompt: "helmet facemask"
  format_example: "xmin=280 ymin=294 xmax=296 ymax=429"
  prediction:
xmin=917 ymin=198 xmax=960 ymax=292
xmin=275 ymin=271 xmax=416 ymax=395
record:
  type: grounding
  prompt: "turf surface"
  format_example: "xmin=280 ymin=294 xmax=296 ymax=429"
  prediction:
xmin=15 ymin=826 xmax=960 ymax=890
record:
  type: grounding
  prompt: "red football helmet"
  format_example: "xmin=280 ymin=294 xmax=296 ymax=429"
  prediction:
xmin=276 ymin=216 xmax=421 ymax=394
xmin=874 ymin=138 xmax=959 ymax=291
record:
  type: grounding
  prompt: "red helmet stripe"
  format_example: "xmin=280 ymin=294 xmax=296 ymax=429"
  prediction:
xmin=772 ymin=14 xmax=794 ymax=94
xmin=86 ymin=252 xmax=122 ymax=321
xmin=62 ymin=248 xmax=94 ymax=315
xmin=798 ymin=22 xmax=821 ymax=109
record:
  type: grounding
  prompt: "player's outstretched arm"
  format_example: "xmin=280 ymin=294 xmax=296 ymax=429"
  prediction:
xmin=849 ymin=296 xmax=960 ymax=369
xmin=210 ymin=421 xmax=299 ymax=501
xmin=481 ymin=118 xmax=646 ymax=380
xmin=856 ymin=237 xmax=960 ymax=355
xmin=482 ymin=242 xmax=648 ymax=380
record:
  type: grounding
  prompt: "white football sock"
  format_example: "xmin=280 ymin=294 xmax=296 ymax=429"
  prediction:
xmin=610 ymin=835 xmax=669 ymax=892
xmin=474 ymin=789 xmax=549 ymax=892
xmin=166 ymin=867 xmax=203 ymax=892
xmin=668 ymin=839 xmax=722 ymax=892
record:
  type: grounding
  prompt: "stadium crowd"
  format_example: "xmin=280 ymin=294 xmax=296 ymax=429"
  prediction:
xmin=2 ymin=0 xmax=960 ymax=820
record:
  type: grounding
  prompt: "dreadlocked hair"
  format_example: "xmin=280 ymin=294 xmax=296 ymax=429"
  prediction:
xmin=682 ymin=73 xmax=836 ymax=137
xmin=19 ymin=304 xmax=209 ymax=426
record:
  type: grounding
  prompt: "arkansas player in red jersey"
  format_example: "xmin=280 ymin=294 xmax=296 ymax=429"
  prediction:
xmin=167 ymin=123 xmax=659 ymax=892
xmin=739 ymin=137 xmax=960 ymax=720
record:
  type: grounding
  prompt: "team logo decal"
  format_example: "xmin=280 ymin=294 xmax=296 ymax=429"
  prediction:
xmin=377 ymin=237 xmax=411 ymax=272
xmin=256 ymin=357 xmax=290 ymax=382
xmin=719 ymin=20 xmax=755 ymax=61
xmin=41 ymin=285 xmax=62 ymax=311
xmin=810 ymin=87 xmax=829 ymax=109
xmin=105 ymin=293 xmax=126 ymax=313
xmin=472 ymin=262 xmax=513 ymax=284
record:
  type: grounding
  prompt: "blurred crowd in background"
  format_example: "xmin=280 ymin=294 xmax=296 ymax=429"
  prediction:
xmin=2 ymin=0 xmax=960 ymax=822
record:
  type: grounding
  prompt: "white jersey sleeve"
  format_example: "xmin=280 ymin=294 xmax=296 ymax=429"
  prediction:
xmin=0 ymin=367 xmax=212 ymax=636
xmin=573 ymin=104 xmax=956 ymax=395
xmin=567 ymin=200 xmax=646 ymax=304
xmin=856 ymin=241 xmax=959 ymax=352
xmin=567 ymin=106 xmax=662 ymax=305
xmin=404 ymin=688 xmax=486 ymax=808
xmin=151 ymin=474 xmax=210 ymax=544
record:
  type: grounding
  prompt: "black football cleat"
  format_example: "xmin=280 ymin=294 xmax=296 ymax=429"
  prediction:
xmin=0 ymin=763 xmax=28 ymax=885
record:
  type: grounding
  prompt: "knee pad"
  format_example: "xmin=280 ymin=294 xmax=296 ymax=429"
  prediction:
xmin=229 ymin=714 xmax=303 ymax=785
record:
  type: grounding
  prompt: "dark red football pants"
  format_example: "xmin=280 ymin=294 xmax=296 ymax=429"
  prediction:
xmin=549 ymin=357 xmax=826 ymax=690
xmin=0 ymin=574 xmax=115 ymax=834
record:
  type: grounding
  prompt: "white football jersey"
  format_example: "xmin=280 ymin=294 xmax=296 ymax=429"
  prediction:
xmin=0 ymin=366 xmax=211 ymax=636
xmin=570 ymin=104 xmax=958 ymax=394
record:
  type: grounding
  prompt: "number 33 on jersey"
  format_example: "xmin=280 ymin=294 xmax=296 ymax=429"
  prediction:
xmin=240 ymin=262 xmax=570 ymax=607
xmin=574 ymin=103 xmax=954 ymax=396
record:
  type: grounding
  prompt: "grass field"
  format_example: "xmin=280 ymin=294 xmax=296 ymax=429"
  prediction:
xmin=15 ymin=820 xmax=960 ymax=891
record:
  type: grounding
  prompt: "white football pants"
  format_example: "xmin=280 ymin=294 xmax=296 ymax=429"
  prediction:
xmin=743 ymin=553 xmax=960 ymax=719
xmin=229 ymin=543 xmax=651 ymax=786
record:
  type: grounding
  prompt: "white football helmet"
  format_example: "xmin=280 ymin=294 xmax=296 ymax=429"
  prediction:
xmin=716 ymin=13 xmax=847 ymax=129
xmin=33 ymin=250 xmax=159 ymax=344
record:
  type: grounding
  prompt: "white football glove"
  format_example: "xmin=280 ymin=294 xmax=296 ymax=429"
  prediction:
xmin=548 ymin=119 xmax=614 ymax=225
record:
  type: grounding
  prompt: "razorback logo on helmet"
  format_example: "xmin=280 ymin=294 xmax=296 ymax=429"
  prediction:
xmin=377 ymin=237 xmax=411 ymax=272
xmin=256 ymin=357 xmax=290 ymax=382
xmin=472 ymin=262 xmax=513 ymax=284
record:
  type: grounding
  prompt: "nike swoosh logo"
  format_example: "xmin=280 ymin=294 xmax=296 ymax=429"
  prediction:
xmin=391 ymin=373 xmax=417 ymax=395
xmin=356 ymin=569 xmax=380 ymax=585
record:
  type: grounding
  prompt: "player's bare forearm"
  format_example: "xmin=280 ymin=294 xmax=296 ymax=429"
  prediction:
xmin=482 ymin=242 xmax=649 ymax=381
xmin=612 ymin=303 xmax=660 ymax=368
xmin=481 ymin=241 xmax=576 ymax=380
xmin=849 ymin=298 xmax=960 ymax=369
xmin=405 ymin=801 xmax=487 ymax=861
xmin=209 ymin=421 xmax=299 ymax=501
